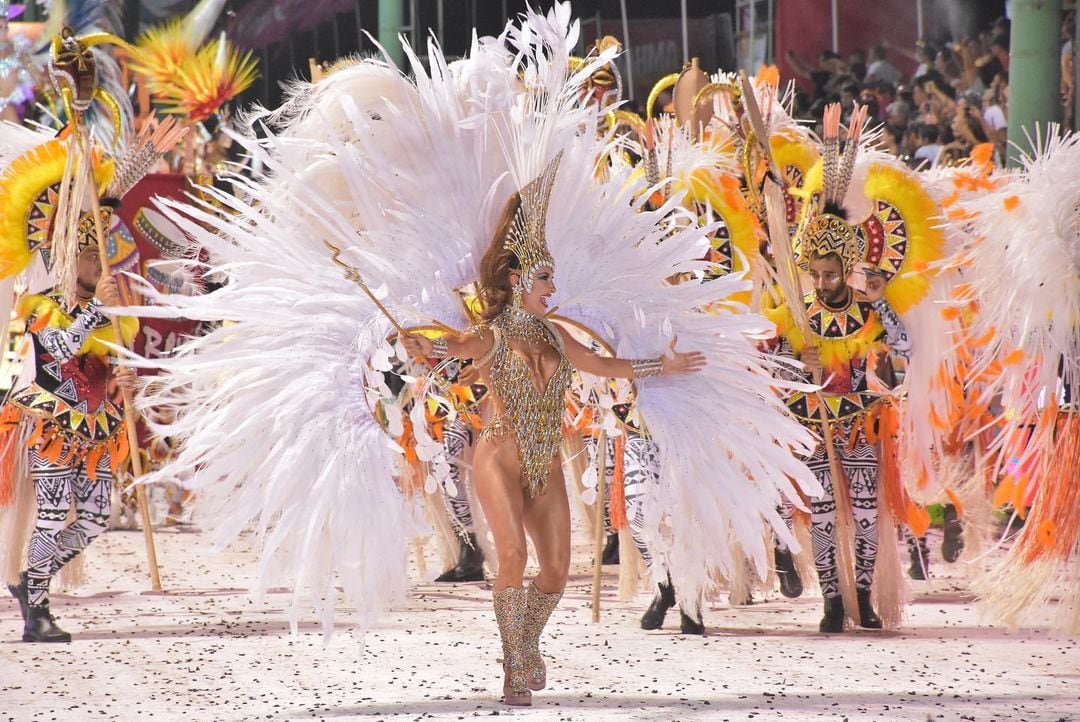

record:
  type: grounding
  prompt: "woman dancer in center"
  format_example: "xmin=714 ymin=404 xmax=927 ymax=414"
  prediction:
xmin=403 ymin=159 xmax=705 ymax=706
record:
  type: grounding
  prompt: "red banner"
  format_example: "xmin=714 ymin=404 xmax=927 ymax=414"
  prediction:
xmin=108 ymin=173 xmax=201 ymax=362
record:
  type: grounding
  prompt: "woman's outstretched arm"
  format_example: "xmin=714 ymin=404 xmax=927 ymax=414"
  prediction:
xmin=401 ymin=327 xmax=493 ymax=363
xmin=555 ymin=325 xmax=705 ymax=380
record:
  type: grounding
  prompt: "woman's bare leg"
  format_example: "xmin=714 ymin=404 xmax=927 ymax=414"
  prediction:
xmin=472 ymin=437 xmax=528 ymax=590
xmin=522 ymin=462 xmax=571 ymax=594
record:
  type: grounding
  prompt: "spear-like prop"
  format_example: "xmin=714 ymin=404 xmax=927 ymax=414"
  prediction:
xmin=74 ymin=117 xmax=189 ymax=593
xmin=739 ymin=71 xmax=861 ymax=612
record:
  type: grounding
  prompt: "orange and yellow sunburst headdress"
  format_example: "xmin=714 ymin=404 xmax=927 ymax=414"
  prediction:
xmin=794 ymin=103 xmax=945 ymax=314
xmin=0 ymin=137 xmax=114 ymax=281
xmin=796 ymin=103 xmax=865 ymax=278
xmin=142 ymin=35 xmax=258 ymax=123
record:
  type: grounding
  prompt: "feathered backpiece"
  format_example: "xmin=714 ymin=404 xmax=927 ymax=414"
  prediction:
xmin=954 ymin=128 xmax=1080 ymax=631
xmin=132 ymin=1 xmax=822 ymax=634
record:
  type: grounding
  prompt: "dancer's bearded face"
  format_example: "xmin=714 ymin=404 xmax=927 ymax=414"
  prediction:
xmin=808 ymin=254 xmax=848 ymax=307
xmin=76 ymin=248 xmax=103 ymax=296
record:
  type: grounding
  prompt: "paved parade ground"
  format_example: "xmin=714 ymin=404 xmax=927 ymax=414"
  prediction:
xmin=2 ymin=524 xmax=1077 ymax=722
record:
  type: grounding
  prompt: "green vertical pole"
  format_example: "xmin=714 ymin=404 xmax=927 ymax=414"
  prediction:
xmin=378 ymin=0 xmax=405 ymax=66
xmin=1074 ymin=3 xmax=1079 ymax=132
xmin=1006 ymin=0 xmax=1063 ymax=167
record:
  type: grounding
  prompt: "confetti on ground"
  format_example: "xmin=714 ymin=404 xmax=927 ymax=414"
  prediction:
xmin=2 ymin=524 xmax=1077 ymax=721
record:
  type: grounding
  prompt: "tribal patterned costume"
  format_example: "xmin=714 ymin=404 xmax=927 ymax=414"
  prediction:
xmin=765 ymin=103 xmax=944 ymax=631
xmin=0 ymin=22 xmax=183 ymax=643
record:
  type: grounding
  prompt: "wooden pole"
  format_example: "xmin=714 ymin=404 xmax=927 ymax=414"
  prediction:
xmin=78 ymin=131 xmax=163 ymax=592
xmin=590 ymin=428 xmax=608 ymax=623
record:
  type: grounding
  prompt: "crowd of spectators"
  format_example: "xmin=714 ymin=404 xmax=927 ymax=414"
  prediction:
xmin=782 ymin=11 xmax=1076 ymax=169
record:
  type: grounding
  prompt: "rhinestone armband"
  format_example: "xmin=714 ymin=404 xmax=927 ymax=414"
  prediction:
xmin=631 ymin=357 xmax=664 ymax=379
xmin=430 ymin=337 xmax=449 ymax=359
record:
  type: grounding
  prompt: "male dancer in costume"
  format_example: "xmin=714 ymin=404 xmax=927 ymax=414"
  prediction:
xmin=0 ymin=23 xmax=185 ymax=643
xmin=767 ymin=106 xmax=915 ymax=633
xmin=5 ymin=236 xmax=137 ymax=642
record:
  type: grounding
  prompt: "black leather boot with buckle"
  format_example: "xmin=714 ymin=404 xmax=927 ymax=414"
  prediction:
xmin=7 ymin=571 xmax=28 ymax=622
xmin=774 ymin=547 xmax=804 ymax=598
xmin=435 ymin=533 xmax=485 ymax=583
xmin=856 ymin=588 xmax=883 ymax=629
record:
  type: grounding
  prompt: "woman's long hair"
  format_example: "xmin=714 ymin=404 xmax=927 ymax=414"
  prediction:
xmin=477 ymin=192 xmax=522 ymax=321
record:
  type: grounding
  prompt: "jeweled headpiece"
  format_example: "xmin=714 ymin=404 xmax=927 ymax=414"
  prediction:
xmin=797 ymin=103 xmax=867 ymax=278
xmin=505 ymin=151 xmax=561 ymax=292
xmin=800 ymin=212 xmax=861 ymax=277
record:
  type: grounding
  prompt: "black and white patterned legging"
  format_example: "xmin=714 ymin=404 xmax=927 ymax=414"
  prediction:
xmin=805 ymin=427 xmax=879 ymax=599
xmin=589 ymin=431 xmax=658 ymax=568
xmin=25 ymin=444 xmax=113 ymax=608
xmin=441 ymin=416 xmax=475 ymax=536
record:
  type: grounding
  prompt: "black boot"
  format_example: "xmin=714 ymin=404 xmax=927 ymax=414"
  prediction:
xmin=601 ymin=532 xmax=620 ymax=565
xmin=434 ymin=533 xmax=485 ymax=582
xmin=679 ymin=607 xmax=705 ymax=635
xmin=774 ymin=547 xmax=803 ymax=598
xmin=856 ymin=588 xmax=883 ymax=629
xmin=908 ymin=541 xmax=929 ymax=580
xmin=941 ymin=504 xmax=965 ymax=563
xmin=23 ymin=606 xmax=71 ymax=643
xmin=7 ymin=571 xmax=28 ymax=622
xmin=819 ymin=596 xmax=845 ymax=633
xmin=640 ymin=580 xmax=676 ymax=630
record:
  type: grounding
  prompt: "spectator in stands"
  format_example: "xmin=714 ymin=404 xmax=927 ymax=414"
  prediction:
xmin=866 ymin=44 xmax=902 ymax=85
xmin=941 ymin=95 xmax=992 ymax=165
xmin=848 ymin=47 xmax=868 ymax=83
xmin=885 ymin=99 xmax=912 ymax=133
xmin=989 ymin=34 xmax=1010 ymax=71
xmin=980 ymin=75 xmax=1008 ymax=156
xmin=910 ymin=122 xmax=943 ymax=168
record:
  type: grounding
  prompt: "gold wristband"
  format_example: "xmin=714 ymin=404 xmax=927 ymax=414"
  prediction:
xmin=631 ymin=357 xmax=664 ymax=379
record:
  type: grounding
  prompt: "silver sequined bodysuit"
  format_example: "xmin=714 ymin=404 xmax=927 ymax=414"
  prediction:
xmin=476 ymin=307 xmax=572 ymax=497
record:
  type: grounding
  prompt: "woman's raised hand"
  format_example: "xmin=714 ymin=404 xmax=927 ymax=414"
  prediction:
xmin=660 ymin=336 xmax=707 ymax=376
xmin=400 ymin=332 xmax=432 ymax=359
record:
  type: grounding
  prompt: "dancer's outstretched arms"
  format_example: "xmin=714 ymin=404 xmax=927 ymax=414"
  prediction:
xmin=401 ymin=328 xmax=493 ymax=363
xmin=555 ymin=326 xmax=705 ymax=380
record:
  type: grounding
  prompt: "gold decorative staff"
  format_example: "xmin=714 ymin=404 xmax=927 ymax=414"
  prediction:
xmin=323 ymin=239 xmax=409 ymax=334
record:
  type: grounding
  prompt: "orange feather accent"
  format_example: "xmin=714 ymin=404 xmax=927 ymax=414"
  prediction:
xmin=609 ymin=434 xmax=628 ymax=530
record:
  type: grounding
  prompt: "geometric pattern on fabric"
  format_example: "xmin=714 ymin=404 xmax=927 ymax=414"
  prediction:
xmin=605 ymin=431 xmax=659 ymax=568
xmin=24 ymin=445 xmax=113 ymax=608
xmin=807 ymin=430 xmax=880 ymax=598
xmin=440 ymin=416 xmax=475 ymax=536
xmin=857 ymin=199 xmax=909 ymax=283
xmin=786 ymin=390 xmax=882 ymax=425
